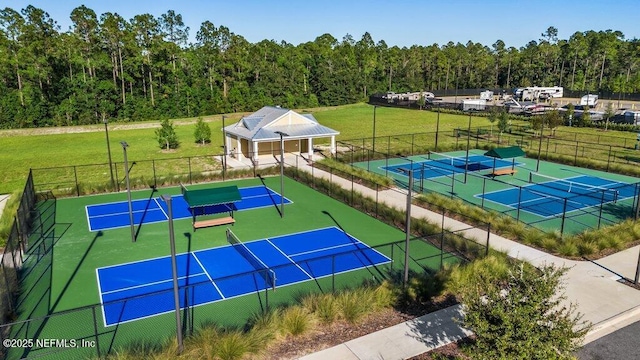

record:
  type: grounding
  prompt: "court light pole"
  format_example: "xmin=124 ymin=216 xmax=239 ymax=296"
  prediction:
xmin=104 ymin=118 xmax=115 ymax=190
xmin=161 ymin=195 xmax=184 ymax=353
xmin=464 ymin=111 xmax=472 ymax=183
xmin=398 ymin=168 xmax=413 ymax=288
xmin=536 ymin=118 xmax=545 ymax=172
xmin=372 ymin=105 xmax=377 ymax=154
xmin=222 ymin=115 xmax=227 ymax=178
xmin=121 ymin=141 xmax=135 ymax=243
xmin=435 ymin=106 xmax=441 ymax=151
xmin=275 ymin=131 xmax=289 ymax=218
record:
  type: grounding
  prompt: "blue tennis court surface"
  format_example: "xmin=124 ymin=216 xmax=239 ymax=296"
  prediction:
xmin=96 ymin=227 xmax=391 ymax=326
xmin=383 ymin=154 xmax=520 ymax=180
xmin=86 ymin=185 xmax=292 ymax=231
xmin=478 ymin=175 xmax=635 ymax=217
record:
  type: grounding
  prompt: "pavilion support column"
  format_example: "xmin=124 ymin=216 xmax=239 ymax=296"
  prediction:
xmin=330 ymin=136 xmax=336 ymax=154
xmin=236 ymin=135 xmax=243 ymax=160
xmin=252 ymin=141 xmax=259 ymax=165
xmin=308 ymin=137 xmax=314 ymax=162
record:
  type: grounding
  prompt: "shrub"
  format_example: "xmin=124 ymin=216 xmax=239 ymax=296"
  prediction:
xmin=458 ymin=262 xmax=589 ymax=359
xmin=280 ymin=306 xmax=314 ymax=336
xmin=155 ymin=118 xmax=180 ymax=150
xmin=193 ymin=117 xmax=211 ymax=145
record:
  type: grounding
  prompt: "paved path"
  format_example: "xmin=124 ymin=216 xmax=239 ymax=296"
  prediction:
xmin=0 ymin=194 xmax=9 ymax=219
xmin=296 ymin=163 xmax=640 ymax=359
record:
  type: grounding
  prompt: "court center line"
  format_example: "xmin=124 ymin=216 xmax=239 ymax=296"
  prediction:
xmin=154 ymin=197 xmax=169 ymax=220
xmin=265 ymin=239 xmax=314 ymax=280
xmin=191 ymin=252 xmax=226 ymax=299
xmin=101 ymin=272 xmax=207 ymax=296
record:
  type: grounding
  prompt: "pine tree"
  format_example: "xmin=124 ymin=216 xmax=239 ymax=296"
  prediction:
xmin=155 ymin=118 xmax=179 ymax=150
xmin=194 ymin=117 xmax=211 ymax=145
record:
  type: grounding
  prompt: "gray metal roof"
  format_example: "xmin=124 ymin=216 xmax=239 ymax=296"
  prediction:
xmin=225 ymin=106 xmax=339 ymax=141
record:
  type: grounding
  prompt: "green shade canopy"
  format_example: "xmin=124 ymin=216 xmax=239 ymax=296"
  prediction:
xmin=183 ymin=185 xmax=241 ymax=208
xmin=484 ymin=146 xmax=525 ymax=159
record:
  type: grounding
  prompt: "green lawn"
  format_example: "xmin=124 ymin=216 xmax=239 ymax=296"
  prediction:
xmin=0 ymin=104 xmax=504 ymax=194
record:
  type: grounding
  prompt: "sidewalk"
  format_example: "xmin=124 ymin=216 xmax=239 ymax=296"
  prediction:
xmin=296 ymin=163 xmax=640 ymax=359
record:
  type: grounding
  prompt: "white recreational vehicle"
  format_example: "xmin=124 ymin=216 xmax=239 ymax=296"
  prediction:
xmin=461 ymin=99 xmax=486 ymax=111
xmin=513 ymin=86 xmax=564 ymax=101
xmin=579 ymin=94 xmax=599 ymax=106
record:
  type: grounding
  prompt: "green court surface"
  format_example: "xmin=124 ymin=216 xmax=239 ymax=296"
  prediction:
xmin=355 ymin=150 xmax=640 ymax=235
xmin=6 ymin=175 xmax=456 ymax=359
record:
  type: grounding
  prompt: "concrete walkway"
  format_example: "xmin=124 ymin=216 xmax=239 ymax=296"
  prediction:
xmin=296 ymin=163 xmax=640 ymax=359
xmin=0 ymin=194 xmax=9 ymax=219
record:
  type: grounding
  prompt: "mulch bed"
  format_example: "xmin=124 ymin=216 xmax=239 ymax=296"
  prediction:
xmin=263 ymin=295 xmax=459 ymax=359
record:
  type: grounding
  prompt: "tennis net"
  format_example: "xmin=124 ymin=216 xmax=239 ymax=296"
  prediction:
xmin=427 ymin=151 xmax=496 ymax=172
xmin=529 ymin=172 xmax=618 ymax=203
xmin=226 ymin=228 xmax=276 ymax=289
xmin=427 ymin=151 xmax=468 ymax=168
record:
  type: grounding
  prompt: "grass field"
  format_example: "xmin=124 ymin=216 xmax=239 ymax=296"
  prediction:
xmin=5 ymin=175 xmax=455 ymax=359
xmin=0 ymin=104 xmax=504 ymax=194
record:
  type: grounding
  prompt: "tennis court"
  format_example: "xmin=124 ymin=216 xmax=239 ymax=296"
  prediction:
xmin=86 ymin=185 xmax=291 ymax=231
xmin=382 ymin=153 xmax=521 ymax=180
xmin=478 ymin=174 xmax=635 ymax=218
xmin=97 ymin=227 xmax=390 ymax=326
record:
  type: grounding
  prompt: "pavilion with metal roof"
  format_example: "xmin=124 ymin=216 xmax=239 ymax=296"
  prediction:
xmin=224 ymin=106 xmax=340 ymax=164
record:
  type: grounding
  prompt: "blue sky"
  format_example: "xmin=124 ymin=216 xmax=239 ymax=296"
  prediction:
xmin=4 ymin=0 xmax=638 ymax=48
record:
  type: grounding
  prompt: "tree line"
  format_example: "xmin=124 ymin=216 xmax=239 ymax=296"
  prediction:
xmin=1 ymin=5 xmax=639 ymax=129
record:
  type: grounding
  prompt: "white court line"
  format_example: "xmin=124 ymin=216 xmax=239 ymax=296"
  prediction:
xmin=265 ymin=238 xmax=314 ymax=280
xmin=191 ymin=252 xmax=225 ymax=299
xmin=101 ymin=272 xmax=207 ymax=295
xmin=154 ymin=197 xmax=169 ymax=219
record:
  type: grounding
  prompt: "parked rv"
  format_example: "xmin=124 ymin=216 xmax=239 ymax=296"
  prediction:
xmin=480 ymin=90 xmax=494 ymax=101
xmin=579 ymin=94 xmax=598 ymax=106
xmin=513 ymin=86 xmax=563 ymax=101
xmin=461 ymin=99 xmax=486 ymax=111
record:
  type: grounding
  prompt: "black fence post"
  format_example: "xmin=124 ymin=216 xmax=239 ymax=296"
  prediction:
xmin=188 ymin=157 xmax=193 ymax=184
xmin=598 ymin=190 xmax=606 ymax=229
xmin=411 ymin=134 xmax=415 ymax=155
xmin=375 ymin=184 xmax=379 ymax=218
xmin=560 ymin=198 xmax=568 ymax=237
xmin=91 ymin=306 xmax=102 ymax=357
xmin=516 ymin=186 xmax=522 ymax=221
xmin=486 ymin=223 xmax=491 ymax=256
xmin=115 ymin=164 xmax=120 ymax=192
xmin=351 ymin=173 xmax=354 ymax=205
xmin=332 ymin=256 xmax=336 ymax=293
xmin=74 ymin=166 xmax=80 ymax=197
xmin=606 ymin=145 xmax=612 ymax=172
xmin=481 ymin=177 xmax=487 ymax=209
xmin=574 ymin=141 xmax=579 ymax=165
xmin=152 ymin=159 xmax=157 ymax=188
